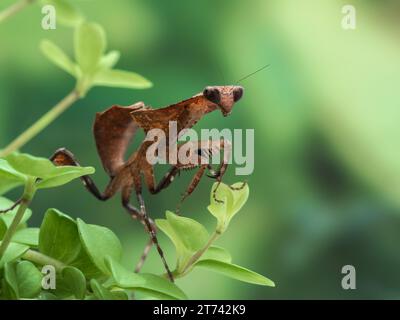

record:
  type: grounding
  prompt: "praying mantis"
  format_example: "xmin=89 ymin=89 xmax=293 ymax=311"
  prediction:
xmin=0 ymin=85 xmax=246 ymax=282
xmin=49 ymin=85 xmax=245 ymax=282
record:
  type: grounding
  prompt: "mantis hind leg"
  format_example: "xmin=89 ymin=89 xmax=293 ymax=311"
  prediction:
xmin=121 ymin=185 xmax=174 ymax=282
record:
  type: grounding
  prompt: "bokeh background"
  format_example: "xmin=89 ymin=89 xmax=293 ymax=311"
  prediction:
xmin=1 ymin=0 xmax=400 ymax=299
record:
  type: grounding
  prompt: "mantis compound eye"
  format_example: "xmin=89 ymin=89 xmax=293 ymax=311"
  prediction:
xmin=203 ymin=87 xmax=221 ymax=104
xmin=233 ymin=86 xmax=244 ymax=102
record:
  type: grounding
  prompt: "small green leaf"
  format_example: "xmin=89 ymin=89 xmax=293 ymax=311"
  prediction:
xmin=5 ymin=153 xmax=55 ymax=178
xmin=0 ymin=242 xmax=29 ymax=268
xmin=156 ymin=211 xmax=209 ymax=271
xmin=200 ymin=246 xmax=232 ymax=263
xmin=4 ymin=152 xmax=94 ymax=189
xmin=39 ymin=209 xmax=81 ymax=264
xmin=137 ymin=274 xmax=187 ymax=300
xmin=12 ymin=228 xmax=39 ymax=247
xmin=156 ymin=219 xmax=186 ymax=261
xmin=39 ymin=292 xmax=59 ymax=300
xmin=74 ymin=22 xmax=106 ymax=73
xmin=194 ymin=260 xmax=275 ymax=287
xmin=104 ymin=256 xmax=187 ymax=300
xmin=100 ymin=50 xmax=120 ymax=69
xmin=93 ymin=69 xmax=153 ymax=89
xmin=15 ymin=261 xmax=43 ymax=298
xmin=3 ymin=262 xmax=19 ymax=299
xmin=39 ymin=209 xmax=102 ymax=278
xmin=110 ymin=290 xmax=129 ymax=300
xmin=207 ymin=182 xmax=249 ymax=233
xmin=0 ymin=159 xmax=26 ymax=195
xmin=230 ymin=182 xmax=250 ymax=216
xmin=90 ymin=279 xmax=114 ymax=300
xmin=40 ymin=40 xmax=79 ymax=77
xmin=55 ymin=266 xmax=87 ymax=299
xmin=90 ymin=279 xmax=127 ymax=300
xmin=104 ymin=256 xmax=144 ymax=288
xmin=77 ymin=219 xmax=122 ymax=275
xmin=164 ymin=211 xmax=209 ymax=253
xmin=47 ymin=0 xmax=84 ymax=26
xmin=36 ymin=166 xmax=95 ymax=189
xmin=4 ymin=261 xmax=42 ymax=299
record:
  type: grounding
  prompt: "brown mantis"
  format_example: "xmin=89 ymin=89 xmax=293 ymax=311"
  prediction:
xmin=0 ymin=85 xmax=246 ymax=282
xmin=50 ymin=85 xmax=246 ymax=282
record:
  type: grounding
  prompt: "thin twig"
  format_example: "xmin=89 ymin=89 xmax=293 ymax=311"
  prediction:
xmin=0 ymin=0 xmax=36 ymax=24
xmin=0 ymin=89 xmax=80 ymax=157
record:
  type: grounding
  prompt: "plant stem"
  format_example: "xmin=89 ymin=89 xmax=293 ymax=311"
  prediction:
xmin=22 ymin=249 xmax=65 ymax=272
xmin=0 ymin=0 xmax=36 ymax=23
xmin=0 ymin=89 xmax=80 ymax=157
xmin=0 ymin=178 xmax=36 ymax=260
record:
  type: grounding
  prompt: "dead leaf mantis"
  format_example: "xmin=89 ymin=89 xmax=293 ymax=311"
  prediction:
xmin=48 ymin=84 xmax=246 ymax=282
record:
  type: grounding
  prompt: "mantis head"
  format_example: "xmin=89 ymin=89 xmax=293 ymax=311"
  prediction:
xmin=203 ymin=85 xmax=244 ymax=117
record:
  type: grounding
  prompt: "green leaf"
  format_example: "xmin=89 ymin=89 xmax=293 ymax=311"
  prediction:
xmin=1 ymin=261 xmax=43 ymax=299
xmin=93 ymin=69 xmax=153 ymax=89
xmin=110 ymin=290 xmax=129 ymax=300
xmin=230 ymin=182 xmax=250 ymax=216
xmin=39 ymin=209 xmax=102 ymax=278
xmin=0 ymin=242 xmax=29 ymax=268
xmin=156 ymin=211 xmax=209 ymax=271
xmin=90 ymin=279 xmax=127 ymax=300
xmin=15 ymin=261 xmax=43 ymax=298
xmin=0 ymin=159 xmax=26 ymax=195
xmin=194 ymin=260 xmax=275 ymax=287
xmin=55 ymin=266 xmax=87 ymax=299
xmin=200 ymin=246 xmax=232 ymax=263
xmin=77 ymin=219 xmax=122 ymax=275
xmin=5 ymin=153 xmax=55 ymax=178
xmin=162 ymin=211 xmax=209 ymax=252
xmin=207 ymin=182 xmax=249 ymax=233
xmin=12 ymin=228 xmax=39 ymax=247
xmin=47 ymin=0 xmax=84 ymax=26
xmin=104 ymin=256 xmax=144 ymax=287
xmin=74 ymin=22 xmax=106 ymax=73
xmin=100 ymin=50 xmax=120 ymax=69
xmin=39 ymin=291 xmax=59 ymax=300
xmin=138 ymin=274 xmax=187 ymax=300
xmin=36 ymin=166 xmax=95 ymax=189
xmin=39 ymin=209 xmax=81 ymax=263
xmin=4 ymin=152 xmax=95 ymax=189
xmin=69 ymin=248 xmax=104 ymax=279
xmin=104 ymin=256 xmax=187 ymax=300
xmin=3 ymin=262 xmax=19 ymax=299
xmin=40 ymin=40 xmax=79 ymax=77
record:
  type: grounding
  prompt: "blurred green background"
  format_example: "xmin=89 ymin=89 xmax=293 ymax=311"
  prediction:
xmin=1 ymin=0 xmax=400 ymax=299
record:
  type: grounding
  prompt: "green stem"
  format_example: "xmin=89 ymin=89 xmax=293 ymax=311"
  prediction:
xmin=0 ymin=89 xmax=80 ymax=157
xmin=0 ymin=0 xmax=36 ymax=23
xmin=0 ymin=178 xmax=36 ymax=260
xmin=22 ymin=249 xmax=65 ymax=272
